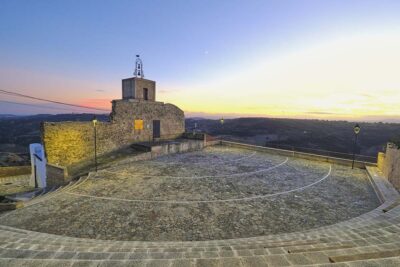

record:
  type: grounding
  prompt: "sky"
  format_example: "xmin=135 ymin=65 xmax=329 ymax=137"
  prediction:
xmin=1 ymin=0 xmax=400 ymax=122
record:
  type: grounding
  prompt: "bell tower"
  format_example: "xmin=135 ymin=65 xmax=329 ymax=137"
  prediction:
xmin=134 ymin=54 xmax=144 ymax=78
xmin=122 ymin=55 xmax=156 ymax=101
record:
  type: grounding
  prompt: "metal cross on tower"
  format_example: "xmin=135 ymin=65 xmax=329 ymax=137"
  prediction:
xmin=134 ymin=55 xmax=144 ymax=78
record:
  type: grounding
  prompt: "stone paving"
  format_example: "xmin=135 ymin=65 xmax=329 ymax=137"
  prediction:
xmin=0 ymin=146 xmax=380 ymax=242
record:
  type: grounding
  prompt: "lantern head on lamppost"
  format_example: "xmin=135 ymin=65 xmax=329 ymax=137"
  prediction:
xmin=92 ymin=116 xmax=98 ymax=126
xmin=354 ymin=124 xmax=361 ymax=135
xmin=220 ymin=118 xmax=224 ymax=125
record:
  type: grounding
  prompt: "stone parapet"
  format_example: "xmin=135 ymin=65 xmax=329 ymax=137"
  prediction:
xmin=46 ymin=163 xmax=69 ymax=186
xmin=0 ymin=166 xmax=30 ymax=178
xmin=377 ymin=143 xmax=400 ymax=191
xmin=150 ymin=139 xmax=204 ymax=158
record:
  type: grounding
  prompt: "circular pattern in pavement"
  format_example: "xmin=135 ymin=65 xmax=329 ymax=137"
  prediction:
xmin=0 ymin=145 xmax=380 ymax=241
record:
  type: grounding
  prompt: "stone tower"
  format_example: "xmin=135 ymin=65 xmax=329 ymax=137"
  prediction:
xmin=122 ymin=77 xmax=156 ymax=101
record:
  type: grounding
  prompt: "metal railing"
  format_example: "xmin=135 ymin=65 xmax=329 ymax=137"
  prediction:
xmin=220 ymin=136 xmax=377 ymax=163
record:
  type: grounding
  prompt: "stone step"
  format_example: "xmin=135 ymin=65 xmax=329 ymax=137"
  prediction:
xmin=0 ymin=237 xmax=325 ymax=249
xmin=0 ymin=257 xmax=258 ymax=267
xmin=0 ymin=242 xmax=350 ymax=255
xmin=0 ymin=230 xmax=330 ymax=249
xmin=2 ymin=226 xmax=399 ymax=251
xmin=300 ymin=257 xmax=400 ymax=267
xmin=0 ymin=235 xmax=378 ymax=254
xmin=2 ymin=257 xmax=400 ymax=267
xmin=1 ymin=220 xmax=396 ymax=243
xmin=383 ymin=199 xmax=400 ymax=213
xmin=329 ymin=248 xmax=400 ymax=263
xmin=23 ymin=175 xmax=88 ymax=207
xmin=2 ymin=241 xmax=400 ymax=262
xmin=288 ymin=244 xmax=355 ymax=254
xmin=0 ymin=207 xmax=399 ymax=256
xmin=2 ymin=203 xmax=399 ymax=239
xmin=22 ymin=186 xmax=69 ymax=208
xmin=1 ymin=207 xmax=397 ymax=247
xmin=0 ymin=251 xmax=331 ymax=266
xmin=1 ymin=236 xmax=400 ymax=265
xmin=0 ymin=232 xmax=397 ymax=257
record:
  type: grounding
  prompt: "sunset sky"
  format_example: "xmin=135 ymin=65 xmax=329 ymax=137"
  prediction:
xmin=1 ymin=0 xmax=400 ymax=122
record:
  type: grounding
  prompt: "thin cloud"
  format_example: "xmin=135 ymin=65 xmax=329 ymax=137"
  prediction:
xmin=304 ymin=111 xmax=338 ymax=115
xmin=78 ymin=98 xmax=112 ymax=110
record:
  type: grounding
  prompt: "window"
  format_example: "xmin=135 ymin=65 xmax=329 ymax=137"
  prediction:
xmin=134 ymin=119 xmax=144 ymax=130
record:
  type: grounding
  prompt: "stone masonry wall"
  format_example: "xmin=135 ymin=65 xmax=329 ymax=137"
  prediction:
xmin=42 ymin=100 xmax=185 ymax=169
xmin=110 ymin=100 xmax=184 ymax=142
xmin=0 ymin=166 xmax=30 ymax=178
xmin=134 ymin=78 xmax=156 ymax=101
xmin=378 ymin=143 xmax=400 ymax=191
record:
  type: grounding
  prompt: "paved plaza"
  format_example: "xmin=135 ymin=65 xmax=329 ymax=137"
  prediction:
xmin=1 ymin=146 xmax=380 ymax=242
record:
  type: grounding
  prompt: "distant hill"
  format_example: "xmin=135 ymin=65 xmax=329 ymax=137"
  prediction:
xmin=0 ymin=114 xmax=399 ymax=166
xmin=0 ymin=114 xmax=20 ymax=119
xmin=0 ymin=113 xmax=109 ymax=166
xmin=186 ymin=117 xmax=400 ymax=158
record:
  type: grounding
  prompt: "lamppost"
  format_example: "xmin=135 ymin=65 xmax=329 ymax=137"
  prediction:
xmin=220 ymin=118 xmax=224 ymax=125
xmin=92 ymin=116 xmax=98 ymax=172
xmin=352 ymin=123 xmax=361 ymax=169
xmin=193 ymin=122 xmax=197 ymax=135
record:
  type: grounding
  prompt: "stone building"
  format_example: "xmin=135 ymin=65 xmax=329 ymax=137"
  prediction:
xmin=42 ymin=65 xmax=185 ymax=170
xmin=122 ymin=77 xmax=155 ymax=101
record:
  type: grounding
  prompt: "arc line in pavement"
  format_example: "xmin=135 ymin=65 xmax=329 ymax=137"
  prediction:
xmin=155 ymin=151 xmax=258 ymax=165
xmin=65 ymin=165 xmax=332 ymax=204
xmin=97 ymin=157 xmax=289 ymax=179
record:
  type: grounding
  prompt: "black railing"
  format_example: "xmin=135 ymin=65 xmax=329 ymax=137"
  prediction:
xmin=265 ymin=143 xmax=377 ymax=163
xmin=220 ymin=136 xmax=377 ymax=163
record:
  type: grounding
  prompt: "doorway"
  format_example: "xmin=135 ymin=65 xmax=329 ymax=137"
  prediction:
xmin=143 ymin=88 xmax=149 ymax=100
xmin=153 ymin=120 xmax=160 ymax=139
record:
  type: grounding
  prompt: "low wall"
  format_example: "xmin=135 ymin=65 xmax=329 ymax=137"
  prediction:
xmin=205 ymin=140 xmax=221 ymax=147
xmin=0 ymin=166 xmax=30 ymax=178
xmin=46 ymin=163 xmax=69 ymax=186
xmin=221 ymin=141 xmax=374 ymax=169
xmin=151 ymin=140 xmax=204 ymax=157
xmin=378 ymin=143 xmax=400 ymax=191
xmin=204 ymin=134 xmax=221 ymax=147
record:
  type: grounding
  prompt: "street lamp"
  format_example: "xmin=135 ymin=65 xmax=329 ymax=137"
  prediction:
xmin=193 ymin=122 xmax=197 ymax=134
xmin=352 ymin=123 xmax=361 ymax=169
xmin=220 ymin=118 xmax=224 ymax=125
xmin=92 ymin=116 xmax=98 ymax=172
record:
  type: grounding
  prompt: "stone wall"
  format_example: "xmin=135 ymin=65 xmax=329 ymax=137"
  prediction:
xmin=46 ymin=163 xmax=69 ymax=186
xmin=110 ymin=100 xmax=184 ymax=142
xmin=122 ymin=77 xmax=156 ymax=101
xmin=378 ymin=143 xmax=400 ymax=191
xmin=150 ymin=140 xmax=204 ymax=157
xmin=42 ymin=100 xmax=185 ymax=170
xmin=0 ymin=166 xmax=30 ymax=178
